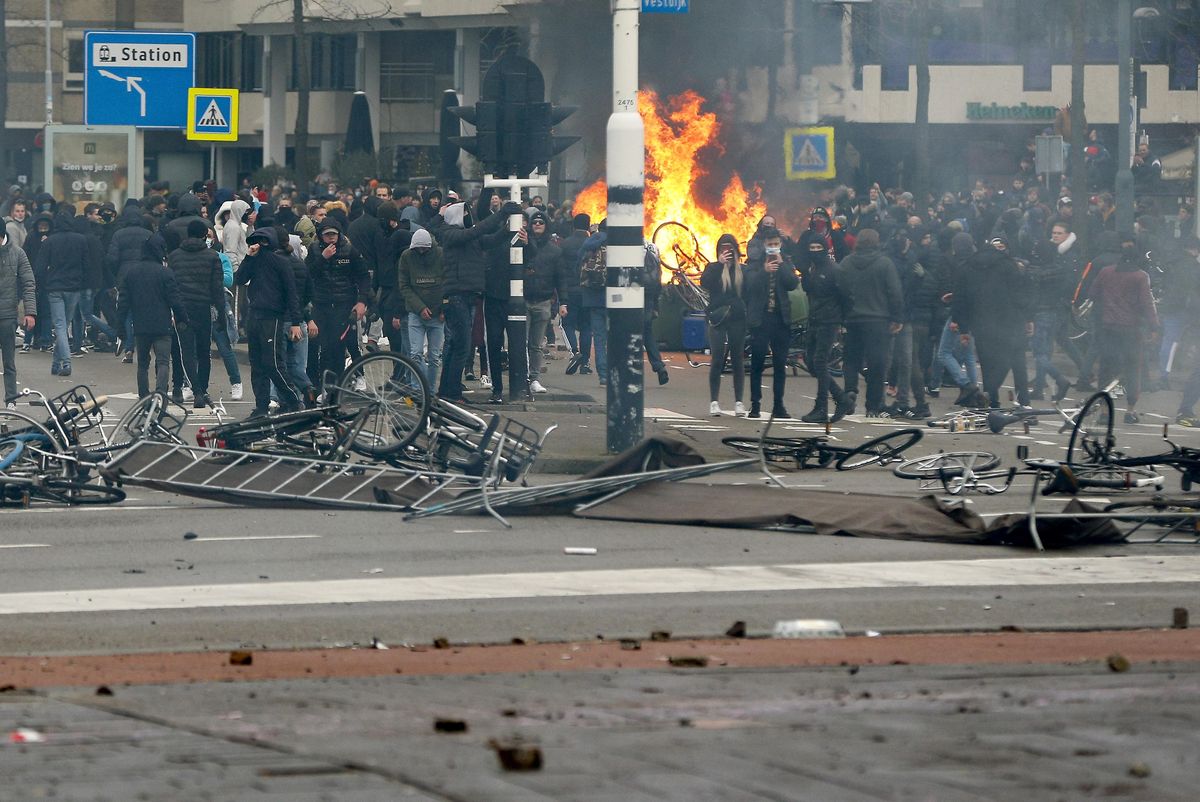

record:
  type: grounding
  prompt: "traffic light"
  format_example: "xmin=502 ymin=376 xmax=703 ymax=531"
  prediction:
xmin=448 ymin=100 xmax=499 ymax=165
xmin=447 ymin=53 xmax=579 ymax=176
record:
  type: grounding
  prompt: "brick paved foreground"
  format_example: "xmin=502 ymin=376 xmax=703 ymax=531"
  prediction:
xmin=2 ymin=656 xmax=1196 ymax=800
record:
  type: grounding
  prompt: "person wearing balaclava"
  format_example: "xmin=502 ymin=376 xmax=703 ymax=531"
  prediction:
xmin=951 ymin=234 xmax=1033 ymax=409
xmin=930 ymin=231 xmax=985 ymax=407
xmin=35 ymin=207 xmax=89 ymax=378
xmin=1089 ymin=231 xmax=1159 ymax=423
xmin=236 ymin=227 xmax=303 ymax=417
xmin=0 ymin=225 xmax=36 ymax=409
xmin=797 ymin=207 xmax=848 ymax=262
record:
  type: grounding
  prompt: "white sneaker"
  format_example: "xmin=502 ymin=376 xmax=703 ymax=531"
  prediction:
xmin=710 ymin=401 xmax=721 ymax=416
xmin=230 ymin=383 xmax=243 ymax=401
xmin=734 ymin=401 xmax=746 ymax=416
xmin=530 ymin=380 xmax=548 ymax=394
xmin=353 ymin=376 xmax=367 ymax=392
xmin=181 ymin=386 xmax=194 ymax=402
xmin=479 ymin=374 xmax=492 ymax=389
xmin=5 ymin=402 xmax=15 ymax=411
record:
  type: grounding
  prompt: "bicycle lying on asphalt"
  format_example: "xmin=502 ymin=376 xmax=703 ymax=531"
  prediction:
xmin=722 ymin=427 xmax=923 ymax=471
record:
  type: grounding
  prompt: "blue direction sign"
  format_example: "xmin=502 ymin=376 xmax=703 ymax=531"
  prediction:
xmin=85 ymin=31 xmax=195 ymax=129
xmin=642 ymin=0 xmax=689 ymax=12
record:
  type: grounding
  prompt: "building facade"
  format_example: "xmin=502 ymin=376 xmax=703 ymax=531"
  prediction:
xmin=3 ymin=1 xmax=1198 ymax=198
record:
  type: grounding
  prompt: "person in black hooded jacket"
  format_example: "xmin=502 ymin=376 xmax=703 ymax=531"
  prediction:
xmin=117 ymin=235 xmax=188 ymax=399
xmin=236 ymin=227 xmax=303 ymax=416
xmin=306 ymin=219 xmax=370 ymax=394
xmin=835 ymin=228 xmax=904 ymax=416
xmin=36 ymin=209 xmax=89 ymax=376
xmin=20 ymin=212 xmax=53 ymax=351
xmin=743 ymin=226 xmax=799 ymax=418
xmin=952 ymin=235 xmax=1033 ymax=408
xmin=167 ymin=219 xmax=225 ymax=406
xmin=165 ymin=193 xmax=214 ymax=243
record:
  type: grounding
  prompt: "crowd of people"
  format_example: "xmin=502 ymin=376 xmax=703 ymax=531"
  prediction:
xmin=1 ymin=168 xmax=1197 ymax=429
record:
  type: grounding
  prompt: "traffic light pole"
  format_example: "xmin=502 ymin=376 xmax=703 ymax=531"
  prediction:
xmin=605 ymin=0 xmax=646 ymax=453
xmin=485 ymin=172 xmax=546 ymax=401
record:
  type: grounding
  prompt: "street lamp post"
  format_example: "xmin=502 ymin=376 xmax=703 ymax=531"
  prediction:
xmin=1116 ymin=0 xmax=1134 ymax=236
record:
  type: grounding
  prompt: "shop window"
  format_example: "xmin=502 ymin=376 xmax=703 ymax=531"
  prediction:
xmin=64 ymin=32 xmax=84 ymax=92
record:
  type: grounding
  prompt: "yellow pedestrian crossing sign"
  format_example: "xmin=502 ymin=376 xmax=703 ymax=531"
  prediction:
xmin=785 ymin=126 xmax=836 ymax=180
xmin=186 ymin=88 xmax=238 ymax=141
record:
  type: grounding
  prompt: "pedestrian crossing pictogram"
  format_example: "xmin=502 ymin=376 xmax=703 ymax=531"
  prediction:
xmin=186 ymin=88 xmax=239 ymax=141
xmin=198 ymin=99 xmax=227 ymax=128
xmin=785 ymin=126 xmax=836 ymax=181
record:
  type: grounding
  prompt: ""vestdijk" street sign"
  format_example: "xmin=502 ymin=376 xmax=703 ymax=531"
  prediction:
xmin=85 ymin=31 xmax=195 ymax=129
xmin=642 ymin=0 xmax=689 ymax=13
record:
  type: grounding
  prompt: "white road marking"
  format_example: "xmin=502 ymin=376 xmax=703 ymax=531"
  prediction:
xmin=188 ymin=535 xmax=323 ymax=543
xmin=0 ymin=504 xmax=190 ymax=515
xmin=0 ymin=555 xmax=1195 ymax=615
xmin=0 ymin=544 xmax=50 ymax=549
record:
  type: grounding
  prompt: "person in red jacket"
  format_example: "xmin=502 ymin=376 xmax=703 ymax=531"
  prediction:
xmin=1089 ymin=231 xmax=1159 ymax=423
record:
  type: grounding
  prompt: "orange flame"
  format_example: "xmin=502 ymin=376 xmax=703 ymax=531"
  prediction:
xmin=572 ymin=89 xmax=767 ymax=276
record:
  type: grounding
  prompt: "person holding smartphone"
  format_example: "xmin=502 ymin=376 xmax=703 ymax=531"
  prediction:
xmin=700 ymin=233 xmax=749 ymax=416
xmin=744 ymin=227 xmax=799 ymax=418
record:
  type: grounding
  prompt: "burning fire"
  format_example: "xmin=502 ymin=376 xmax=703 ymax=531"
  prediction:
xmin=572 ymin=89 xmax=767 ymax=277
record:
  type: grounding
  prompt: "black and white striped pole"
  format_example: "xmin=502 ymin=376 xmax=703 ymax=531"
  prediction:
xmin=605 ymin=0 xmax=646 ymax=453
xmin=485 ymin=173 xmax=547 ymax=401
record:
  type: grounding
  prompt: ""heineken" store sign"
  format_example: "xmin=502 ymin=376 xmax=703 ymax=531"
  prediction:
xmin=966 ymin=102 xmax=1058 ymax=121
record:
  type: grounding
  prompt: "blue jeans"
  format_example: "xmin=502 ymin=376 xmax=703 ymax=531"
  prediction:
xmin=930 ymin=317 xmax=978 ymax=389
xmin=212 ymin=298 xmax=242 ymax=384
xmin=271 ymin=324 xmax=310 ymax=401
xmin=407 ymin=312 xmax=445 ymax=389
xmin=1031 ymin=310 xmax=1068 ymax=391
xmin=589 ymin=306 xmax=608 ymax=377
xmin=48 ymin=290 xmax=82 ymax=369
xmin=79 ymin=289 xmax=116 ymax=342
xmin=1158 ymin=311 xmax=1188 ymax=377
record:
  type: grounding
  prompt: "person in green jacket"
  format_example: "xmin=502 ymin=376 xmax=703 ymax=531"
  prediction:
xmin=394 ymin=228 xmax=445 ymax=388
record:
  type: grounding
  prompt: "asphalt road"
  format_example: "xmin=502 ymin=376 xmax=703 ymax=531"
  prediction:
xmin=2 ymin=341 xmax=1198 ymax=655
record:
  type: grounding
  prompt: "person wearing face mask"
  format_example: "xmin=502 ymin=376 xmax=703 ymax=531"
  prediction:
xmin=236 ymin=228 xmax=303 ymax=417
xmin=1088 ymin=231 xmax=1159 ymax=423
xmin=797 ymin=207 xmax=848 ymax=262
xmin=166 ymin=220 xmax=225 ymax=407
xmin=701 ymin=233 xmax=749 ymax=416
xmin=744 ymin=227 xmax=799 ymax=418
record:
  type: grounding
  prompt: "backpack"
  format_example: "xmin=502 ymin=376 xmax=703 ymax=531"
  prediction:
xmin=579 ymin=245 xmax=607 ymax=289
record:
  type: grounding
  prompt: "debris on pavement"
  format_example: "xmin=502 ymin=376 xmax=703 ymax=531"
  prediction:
xmin=1174 ymin=607 xmax=1189 ymax=629
xmin=1128 ymin=762 xmax=1152 ymax=778
xmin=8 ymin=728 xmax=45 ymax=744
xmin=620 ymin=639 xmax=642 ymax=650
xmin=563 ymin=547 xmax=597 ymax=555
xmin=434 ymin=718 xmax=468 ymax=733
xmin=488 ymin=739 xmax=543 ymax=771
xmin=432 ymin=637 xmax=450 ymax=649
xmin=724 ymin=620 xmax=747 ymax=638
xmin=229 ymin=650 xmax=254 ymax=666
xmin=1107 ymin=653 xmax=1132 ymax=672
xmin=667 ymin=655 xmax=709 ymax=668
xmin=649 ymin=630 xmax=671 ymax=642
xmin=773 ymin=619 xmax=846 ymax=639
xmin=95 ymin=685 xmax=114 ymax=696
xmin=370 ymin=637 xmax=388 ymax=650
xmin=183 ymin=532 xmax=198 ymax=540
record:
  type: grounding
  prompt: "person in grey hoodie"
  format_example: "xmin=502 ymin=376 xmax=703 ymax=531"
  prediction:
xmin=0 ymin=228 xmax=36 ymax=408
xmin=396 ymin=229 xmax=445 ymax=388
xmin=834 ymin=228 xmax=904 ymax=416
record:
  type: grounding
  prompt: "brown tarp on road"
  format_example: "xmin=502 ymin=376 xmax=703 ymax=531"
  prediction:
xmin=575 ymin=482 xmax=990 ymax=543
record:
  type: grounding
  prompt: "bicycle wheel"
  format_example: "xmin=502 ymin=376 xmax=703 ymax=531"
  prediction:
xmin=721 ymin=435 xmax=824 ymax=462
xmin=669 ymin=274 xmax=709 ymax=313
xmin=835 ymin=428 xmax=924 ymax=471
xmin=37 ymin=478 xmax=127 ymax=505
xmin=892 ymin=450 xmax=1001 ymax=479
xmin=107 ymin=393 xmax=168 ymax=450
xmin=0 ymin=411 xmax=61 ymax=476
xmin=652 ymin=221 xmax=703 ymax=274
xmin=1068 ymin=392 xmax=1114 ymax=465
xmin=335 ymin=352 xmax=430 ymax=456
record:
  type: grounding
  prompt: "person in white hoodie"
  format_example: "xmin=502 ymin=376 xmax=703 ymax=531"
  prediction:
xmin=216 ymin=198 xmax=253 ymax=269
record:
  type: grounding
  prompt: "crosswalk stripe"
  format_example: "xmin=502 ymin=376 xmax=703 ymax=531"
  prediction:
xmin=0 ymin=555 xmax=1194 ymax=616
